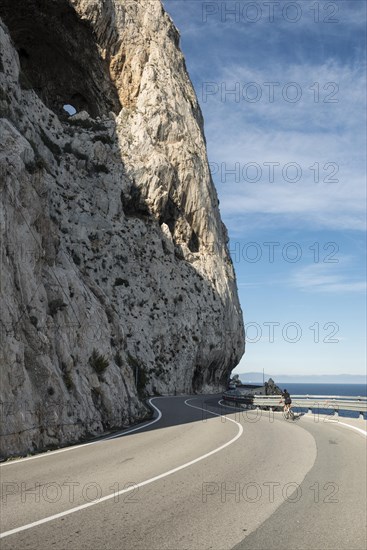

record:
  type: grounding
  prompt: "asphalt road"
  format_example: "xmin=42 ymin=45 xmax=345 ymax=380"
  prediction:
xmin=0 ymin=395 xmax=366 ymax=550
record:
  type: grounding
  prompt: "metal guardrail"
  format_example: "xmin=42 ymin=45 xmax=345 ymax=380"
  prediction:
xmin=222 ymin=392 xmax=367 ymax=417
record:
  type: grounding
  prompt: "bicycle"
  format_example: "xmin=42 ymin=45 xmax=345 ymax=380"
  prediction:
xmin=283 ymin=406 xmax=295 ymax=421
xmin=280 ymin=399 xmax=295 ymax=421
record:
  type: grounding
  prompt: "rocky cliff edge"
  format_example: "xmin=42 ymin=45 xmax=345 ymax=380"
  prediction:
xmin=0 ymin=0 xmax=245 ymax=458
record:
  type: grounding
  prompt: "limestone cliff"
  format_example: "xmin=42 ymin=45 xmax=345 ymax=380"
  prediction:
xmin=0 ymin=0 xmax=245 ymax=458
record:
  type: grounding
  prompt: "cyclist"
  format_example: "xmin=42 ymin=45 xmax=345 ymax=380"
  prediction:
xmin=279 ymin=388 xmax=292 ymax=416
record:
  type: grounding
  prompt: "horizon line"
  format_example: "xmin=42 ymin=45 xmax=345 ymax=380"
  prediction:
xmin=236 ymin=373 xmax=366 ymax=380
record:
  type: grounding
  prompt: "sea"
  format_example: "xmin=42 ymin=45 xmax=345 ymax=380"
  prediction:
xmin=275 ymin=382 xmax=366 ymax=397
xmin=275 ymin=383 xmax=367 ymax=419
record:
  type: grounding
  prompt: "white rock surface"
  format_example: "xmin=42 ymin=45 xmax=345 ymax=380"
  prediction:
xmin=0 ymin=0 xmax=245 ymax=458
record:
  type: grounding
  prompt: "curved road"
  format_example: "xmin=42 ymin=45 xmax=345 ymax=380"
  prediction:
xmin=0 ymin=395 xmax=366 ymax=549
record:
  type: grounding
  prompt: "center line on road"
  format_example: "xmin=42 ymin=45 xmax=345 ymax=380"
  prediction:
xmin=0 ymin=396 xmax=243 ymax=539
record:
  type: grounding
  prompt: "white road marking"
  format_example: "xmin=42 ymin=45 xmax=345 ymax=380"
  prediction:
xmin=0 ymin=398 xmax=163 ymax=467
xmin=106 ymin=399 xmax=162 ymax=439
xmin=0 ymin=397 xmax=243 ymax=539
xmin=219 ymin=400 xmax=367 ymax=437
xmin=302 ymin=415 xmax=367 ymax=437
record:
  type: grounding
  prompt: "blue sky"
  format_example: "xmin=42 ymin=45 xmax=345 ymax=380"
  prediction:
xmin=163 ymin=0 xmax=366 ymax=377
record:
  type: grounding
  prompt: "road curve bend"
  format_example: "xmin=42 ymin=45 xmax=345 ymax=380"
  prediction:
xmin=0 ymin=395 xmax=366 ymax=549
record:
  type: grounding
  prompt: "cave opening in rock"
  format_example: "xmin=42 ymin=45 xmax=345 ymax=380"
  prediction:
xmin=0 ymin=0 xmax=121 ymax=118
xmin=63 ymin=104 xmax=77 ymax=116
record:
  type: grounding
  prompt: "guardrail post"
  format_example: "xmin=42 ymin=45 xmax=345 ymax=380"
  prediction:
xmin=358 ymin=397 xmax=364 ymax=420
xmin=329 ymin=399 xmax=339 ymax=418
xmin=306 ymin=395 xmax=312 ymax=415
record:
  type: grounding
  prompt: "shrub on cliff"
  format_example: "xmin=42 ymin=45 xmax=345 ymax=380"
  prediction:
xmin=89 ymin=349 xmax=109 ymax=374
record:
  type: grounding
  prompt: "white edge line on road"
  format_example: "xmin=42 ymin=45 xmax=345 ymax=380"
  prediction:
xmin=0 ymin=397 xmax=243 ymax=539
xmin=106 ymin=399 xmax=162 ymax=439
xmin=0 ymin=398 xmax=164 ymax=467
xmin=301 ymin=415 xmax=367 ymax=437
xmin=218 ymin=400 xmax=367 ymax=437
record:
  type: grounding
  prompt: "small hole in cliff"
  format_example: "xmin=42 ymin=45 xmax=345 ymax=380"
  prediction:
xmin=63 ymin=104 xmax=77 ymax=116
xmin=0 ymin=0 xmax=121 ymax=117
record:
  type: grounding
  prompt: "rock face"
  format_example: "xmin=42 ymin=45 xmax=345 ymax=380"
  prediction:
xmin=265 ymin=379 xmax=283 ymax=396
xmin=0 ymin=0 xmax=245 ymax=458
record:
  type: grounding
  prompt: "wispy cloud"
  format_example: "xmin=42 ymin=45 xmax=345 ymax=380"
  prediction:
xmin=163 ymin=0 xmax=366 ymax=234
xmin=290 ymin=261 xmax=366 ymax=293
xmin=201 ymin=60 xmax=366 ymax=232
